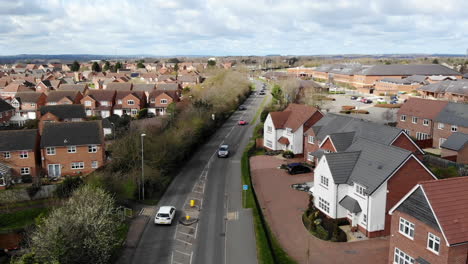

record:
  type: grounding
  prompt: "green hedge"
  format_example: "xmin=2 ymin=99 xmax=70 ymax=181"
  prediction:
xmin=0 ymin=207 xmax=50 ymax=232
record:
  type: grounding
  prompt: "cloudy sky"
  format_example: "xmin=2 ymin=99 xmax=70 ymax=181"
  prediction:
xmin=0 ymin=0 xmax=467 ymax=56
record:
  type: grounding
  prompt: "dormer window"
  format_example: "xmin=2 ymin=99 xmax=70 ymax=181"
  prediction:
xmin=127 ymin=100 xmax=135 ymax=105
xmin=355 ymin=184 xmax=365 ymax=197
xmin=160 ymin=99 xmax=168 ymax=104
xmin=85 ymin=101 xmax=92 ymax=107
xmin=12 ymin=101 xmax=19 ymax=107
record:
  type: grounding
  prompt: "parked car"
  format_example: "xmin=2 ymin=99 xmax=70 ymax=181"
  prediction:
xmin=364 ymin=99 xmax=373 ymax=104
xmin=238 ymin=105 xmax=247 ymax=111
xmin=154 ymin=206 xmax=176 ymax=225
xmin=259 ymin=91 xmax=266 ymax=95
xmin=350 ymin=96 xmax=357 ymax=100
xmin=286 ymin=163 xmax=312 ymax=175
xmin=390 ymin=100 xmax=399 ymax=104
xmin=217 ymin=144 xmax=229 ymax=158
xmin=238 ymin=120 xmax=247 ymax=125
xmin=376 ymin=98 xmax=386 ymax=103
xmin=360 ymin=98 xmax=368 ymax=103
xmin=390 ymin=95 xmax=398 ymax=101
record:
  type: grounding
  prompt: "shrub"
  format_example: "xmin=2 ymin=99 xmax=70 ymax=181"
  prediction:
xmin=374 ymin=104 xmax=402 ymax=108
xmin=341 ymin=105 xmax=355 ymax=111
xmin=282 ymin=150 xmax=294 ymax=159
xmin=26 ymin=185 xmax=41 ymax=199
xmin=21 ymin=174 xmax=33 ymax=183
xmin=350 ymin=109 xmax=369 ymax=114
xmin=55 ymin=176 xmax=84 ymax=198
xmin=339 ymin=110 xmax=351 ymax=114
xmin=316 ymin=225 xmax=329 ymax=240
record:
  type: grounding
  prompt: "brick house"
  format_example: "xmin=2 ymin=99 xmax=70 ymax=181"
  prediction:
xmin=10 ymin=92 xmax=47 ymax=120
xmin=388 ymin=177 xmax=468 ymax=264
xmin=35 ymin=80 xmax=61 ymax=94
xmin=38 ymin=104 xmax=86 ymax=134
xmin=46 ymin=91 xmax=83 ymax=105
xmin=440 ymin=132 xmax=468 ymax=164
xmin=105 ymin=82 xmax=133 ymax=91
xmin=432 ymin=102 xmax=468 ymax=149
xmin=148 ymin=90 xmax=179 ymax=116
xmin=113 ymin=91 xmax=146 ymax=117
xmin=263 ymin=104 xmax=323 ymax=154
xmin=40 ymin=121 xmax=105 ymax=177
xmin=396 ymin=98 xmax=449 ymax=144
xmin=0 ymin=99 xmax=15 ymax=126
xmin=304 ymin=114 xmax=424 ymax=165
xmin=374 ymin=75 xmax=428 ymax=94
xmin=80 ymin=90 xmax=116 ymax=118
xmin=177 ymin=75 xmax=200 ymax=88
xmin=418 ymin=80 xmax=468 ymax=103
xmin=311 ymin=138 xmax=437 ymax=238
xmin=0 ymin=129 xmax=40 ymax=180
xmin=57 ymin=84 xmax=88 ymax=94
xmin=0 ymin=82 xmax=35 ymax=99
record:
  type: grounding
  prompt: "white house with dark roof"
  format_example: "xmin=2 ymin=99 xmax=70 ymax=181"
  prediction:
xmin=263 ymin=104 xmax=323 ymax=154
xmin=311 ymin=138 xmax=437 ymax=238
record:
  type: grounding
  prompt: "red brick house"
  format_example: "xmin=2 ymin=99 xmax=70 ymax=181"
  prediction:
xmin=40 ymin=121 xmax=105 ymax=177
xmin=304 ymin=114 xmax=424 ymax=165
xmin=432 ymin=102 xmax=468 ymax=149
xmin=148 ymin=90 xmax=179 ymax=116
xmin=389 ymin=177 xmax=468 ymax=264
xmin=46 ymin=91 xmax=83 ymax=105
xmin=57 ymin=84 xmax=88 ymax=94
xmin=10 ymin=92 xmax=47 ymax=120
xmin=80 ymin=90 xmax=116 ymax=118
xmin=0 ymin=129 xmax=40 ymax=181
xmin=113 ymin=91 xmax=146 ymax=117
xmin=440 ymin=133 xmax=468 ymax=164
xmin=35 ymin=80 xmax=61 ymax=94
xmin=0 ymin=99 xmax=15 ymax=126
xmin=38 ymin=104 xmax=87 ymax=134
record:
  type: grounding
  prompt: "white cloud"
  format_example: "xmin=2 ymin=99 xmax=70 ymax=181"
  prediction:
xmin=0 ymin=0 xmax=466 ymax=55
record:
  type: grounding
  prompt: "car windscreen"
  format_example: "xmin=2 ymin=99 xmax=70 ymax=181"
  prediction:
xmin=157 ymin=213 xmax=170 ymax=218
xmin=219 ymin=147 xmax=228 ymax=151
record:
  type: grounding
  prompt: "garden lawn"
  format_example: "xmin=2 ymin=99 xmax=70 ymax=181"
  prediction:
xmin=0 ymin=207 xmax=49 ymax=231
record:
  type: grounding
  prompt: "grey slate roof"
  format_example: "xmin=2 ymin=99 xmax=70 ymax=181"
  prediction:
xmin=133 ymin=83 xmax=156 ymax=92
xmin=0 ymin=129 xmax=37 ymax=151
xmin=441 ymin=132 xmax=468 ymax=151
xmin=339 ymin=195 xmax=362 ymax=213
xmin=41 ymin=121 xmax=103 ymax=147
xmin=329 ymin=132 xmax=356 ymax=151
xmin=324 ymin=151 xmax=360 ymax=184
xmin=435 ymin=102 xmax=468 ymax=127
xmin=15 ymin=92 xmax=43 ymax=103
xmin=46 ymin=91 xmax=80 ymax=103
xmin=345 ymin=138 xmax=412 ymax=195
xmin=356 ymin=64 xmax=461 ymax=76
xmin=415 ymin=257 xmax=431 ymax=264
xmin=418 ymin=80 xmax=468 ymax=96
xmin=58 ymin=84 xmax=87 ymax=93
xmin=394 ymin=187 xmax=440 ymax=231
xmin=0 ymin=99 xmax=14 ymax=113
xmin=40 ymin=104 xmax=86 ymax=119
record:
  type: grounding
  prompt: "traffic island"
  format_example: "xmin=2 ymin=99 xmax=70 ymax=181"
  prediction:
xmin=178 ymin=208 xmax=199 ymax=226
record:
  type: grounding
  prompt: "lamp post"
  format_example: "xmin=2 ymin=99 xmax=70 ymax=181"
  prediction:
xmin=110 ymin=122 xmax=116 ymax=140
xmin=141 ymin=133 xmax=146 ymax=200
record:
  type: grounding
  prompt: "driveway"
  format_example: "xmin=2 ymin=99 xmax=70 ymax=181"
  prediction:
xmin=250 ymin=155 xmax=389 ymax=264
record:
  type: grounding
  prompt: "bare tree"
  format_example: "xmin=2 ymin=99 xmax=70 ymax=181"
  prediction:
xmin=381 ymin=109 xmax=395 ymax=123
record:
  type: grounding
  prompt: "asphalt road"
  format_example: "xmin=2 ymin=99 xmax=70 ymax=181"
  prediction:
xmin=131 ymin=81 xmax=266 ymax=264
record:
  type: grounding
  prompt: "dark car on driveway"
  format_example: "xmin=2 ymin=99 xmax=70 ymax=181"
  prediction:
xmin=286 ymin=163 xmax=312 ymax=175
xmin=350 ymin=96 xmax=357 ymax=100
xmin=238 ymin=105 xmax=247 ymax=111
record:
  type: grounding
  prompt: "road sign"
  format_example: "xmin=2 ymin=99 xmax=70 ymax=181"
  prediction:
xmin=243 ymin=185 xmax=248 ymax=191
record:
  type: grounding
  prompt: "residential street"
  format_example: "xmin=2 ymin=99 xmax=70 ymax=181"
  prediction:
xmin=127 ymin=81 xmax=266 ymax=264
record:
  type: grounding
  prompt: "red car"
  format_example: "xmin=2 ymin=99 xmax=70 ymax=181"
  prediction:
xmin=238 ymin=120 xmax=247 ymax=125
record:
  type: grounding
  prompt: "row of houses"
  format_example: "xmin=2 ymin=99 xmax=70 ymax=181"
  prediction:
xmin=263 ymin=103 xmax=467 ymax=263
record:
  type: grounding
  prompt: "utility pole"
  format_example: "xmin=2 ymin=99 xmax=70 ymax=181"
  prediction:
xmin=141 ymin=133 xmax=146 ymax=200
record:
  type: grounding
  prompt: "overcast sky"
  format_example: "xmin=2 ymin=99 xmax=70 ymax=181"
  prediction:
xmin=0 ymin=0 xmax=467 ymax=56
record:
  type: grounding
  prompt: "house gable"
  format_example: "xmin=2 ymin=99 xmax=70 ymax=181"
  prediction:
xmin=390 ymin=131 xmax=424 ymax=155
xmin=319 ymin=136 xmax=337 ymax=152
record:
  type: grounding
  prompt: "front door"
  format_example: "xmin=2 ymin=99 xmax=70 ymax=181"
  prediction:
xmin=48 ymin=164 xmax=61 ymax=177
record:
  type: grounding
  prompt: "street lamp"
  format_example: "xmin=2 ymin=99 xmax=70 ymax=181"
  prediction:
xmin=140 ymin=133 xmax=146 ymax=200
xmin=110 ymin=122 xmax=116 ymax=140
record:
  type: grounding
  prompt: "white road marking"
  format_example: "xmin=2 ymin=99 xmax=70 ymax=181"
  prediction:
xmin=176 ymin=238 xmax=193 ymax=245
xmin=174 ymin=249 xmax=191 ymax=256
xmin=178 ymin=231 xmax=195 ymax=237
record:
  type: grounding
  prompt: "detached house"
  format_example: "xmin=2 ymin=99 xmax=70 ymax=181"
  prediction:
xmin=148 ymin=90 xmax=179 ymax=116
xmin=440 ymin=132 xmax=468 ymax=164
xmin=113 ymin=91 xmax=146 ymax=117
xmin=0 ymin=130 xmax=40 ymax=180
xmin=38 ymin=104 xmax=86 ymax=134
xmin=105 ymin=82 xmax=133 ymax=91
xmin=8 ymin=92 xmax=47 ymax=125
xmin=46 ymin=91 xmax=83 ymax=105
xmin=80 ymin=90 xmax=116 ymax=118
xmin=433 ymin=102 xmax=468 ymax=149
xmin=35 ymin=80 xmax=61 ymax=94
xmin=0 ymin=99 xmax=15 ymax=126
xmin=57 ymin=84 xmax=88 ymax=94
xmin=264 ymin=104 xmax=323 ymax=154
xmin=311 ymin=138 xmax=436 ymax=238
xmin=388 ymin=177 xmax=468 ymax=264
xmin=40 ymin=121 xmax=105 ymax=177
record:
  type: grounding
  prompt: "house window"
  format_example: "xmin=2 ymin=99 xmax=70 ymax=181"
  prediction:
xmin=88 ymin=145 xmax=97 ymax=153
xmin=101 ymin=101 xmax=108 ymax=106
xmin=399 ymin=217 xmax=415 ymax=239
xmin=91 ymin=161 xmax=99 ymax=168
xmin=19 ymin=151 xmax=28 ymax=159
xmin=320 ymin=175 xmax=329 ymax=187
xmin=438 ymin=123 xmax=444 ymax=130
xmin=127 ymin=100 xmax=135 ymax=105
xmin=308 ymin=136 xmax=315 ymax=144
xmin=416 ymin=132 xmax=429 ymax=140
xmin=160 ymin=99 xmax=168 ymax=104
xmin=131 ymin=109 xmax=138 ymax=115
xmin=71 ymin=162 xmax=85 ymax=169
xmin=307 ymin=153 xmax=314 ymax=161
xmin=46 ymin=147 xmax=56 ymax=155
xmin=355 ymin=184 xmax=365 ymax=196
xmin=439 ymin=138 xmax=446 ymax=148
xmin=85 ymin=101 xmax=92 ymax=106
xmin=267 ymin=126 xmax=272 ymax=133
xmin=118 ymin=100 xmax=122 ymax=104
xmin=400 ymin=115 xmax=406 ymax=122
xmin=67 ymin=146 xmax=77 ymax=153
xmin=20 ymin=167 xmax=30 ymax=175
xmin=394 ymin=248 xmax=415 ymax=264
xmin=266 ymin=140 xmax=273 ymax=148
xmin=31 ymin=103 xmax=36 ymax=107
xmin=427 ymin=233 xmax=440 ymax=254
xmin=150 ymin=99 xmax=155 ymax=103
xmin=12 ymin=102 xmax=19 ymax=107
xmin=412 ymin=116 xmax=418 ymax=124
xmin=451 ymin=125 xmax=458 ymax=132
xmin=318 ymin=197 xmax=330 ymax=213
xmin=423 ymin=119 xmax=429 ymax=126
xmin=404 ymin=129 xmax=411 ymax=136
xmin=3 ymin=152 xmax=10 ymax=159
xmin=362 ymin=214 xmax=367 ymax=224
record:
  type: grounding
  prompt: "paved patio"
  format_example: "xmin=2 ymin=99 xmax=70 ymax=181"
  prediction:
xmin=250 ymin=155 xmax=389 ymax=264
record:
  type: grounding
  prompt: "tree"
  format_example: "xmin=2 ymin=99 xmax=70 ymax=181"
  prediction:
xmin=287 ymin=57 xmax=299 ymax=66
xmin=167 ymin=58 xmax=180 ymax=63
xmin=103 ymin=61 xmax=110 ymax=71
xmin=91 ymin=62 xmax=101 ymax=72
xmin=271 ymin=84 xmax=284 ymax=105
xmin=137 ymin=62 xmax=145 ymax=68
xmin=432 ymin=58 xmax=439 ymax=64
xmin=70 ymin=60 xmax=80 ymax=72
xmin=279 ymin=79 xmax=300 ymax=103
xmin=208 ymin=59 xmax=216 ymax=67
xmin=114 ymin=61 xmax=123 ymax=71
xmin=381 ymin=109 xmax=395 ymax=123
xmin=20 ymin=185 xmax=121 ymax=264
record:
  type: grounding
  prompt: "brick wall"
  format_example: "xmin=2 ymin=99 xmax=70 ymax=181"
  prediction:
xmin=41 ymin=145 xmax=105 ymax=176
xmin=0 ymin=150 xmax=39 ymax=177
xmin=391 ymin=133 xmax=423 ymax=160
xmin=384 ymin=157 xmax=436 ymax=236
xmin=320 ymin=138 xmax=336 ymax=152
xmin=388 ymin=210 xmax=468 ymax=264
xmin=38 ymin=113 xmax=59 ymax=135
xmin=154 ymin=93 xmax=174 ymax=108
xmin=396 ymin=113 xmax=434 ymax=140
xmin=432 ymin=123 xmax=468 ymax=149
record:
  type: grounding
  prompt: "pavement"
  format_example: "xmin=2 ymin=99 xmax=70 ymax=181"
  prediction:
xmin=250 ymin=155 xmax=389 ymax=264
xmin=118 ymin=80 xmax=266 ymax=264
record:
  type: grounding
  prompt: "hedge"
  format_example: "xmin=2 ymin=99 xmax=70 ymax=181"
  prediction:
xmin=374 ymin=104 xmax=402 ymax=108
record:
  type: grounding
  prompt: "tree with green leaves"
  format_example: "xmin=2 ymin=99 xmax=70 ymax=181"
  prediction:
xmin=91 ymin=61 xmax=101 ymax=72
xmin=12 ymin=185 xmax=121 ymax=264
xmin=137 ymin=62 xmax=145 ymax=68
xmin=208 ymin=59 xmax=216 ymax=67
xmin=271 ymin=84 xmax=284 ymax=105
xmin=432 ymin=58 xmax=439 ymax=64
xmin=103 ymin=61 xmax=110 ymax=71
xmin=115 ymin=61 xmax=123 ymax=71
xmin=174 ymin=63 xmax=179 ymax=79
xmin=70 ymin=60 xmax=80 ymax=72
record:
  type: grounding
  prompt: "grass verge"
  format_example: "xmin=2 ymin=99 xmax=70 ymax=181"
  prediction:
xmin=0 ymin=207 xmax=50 ymax=232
